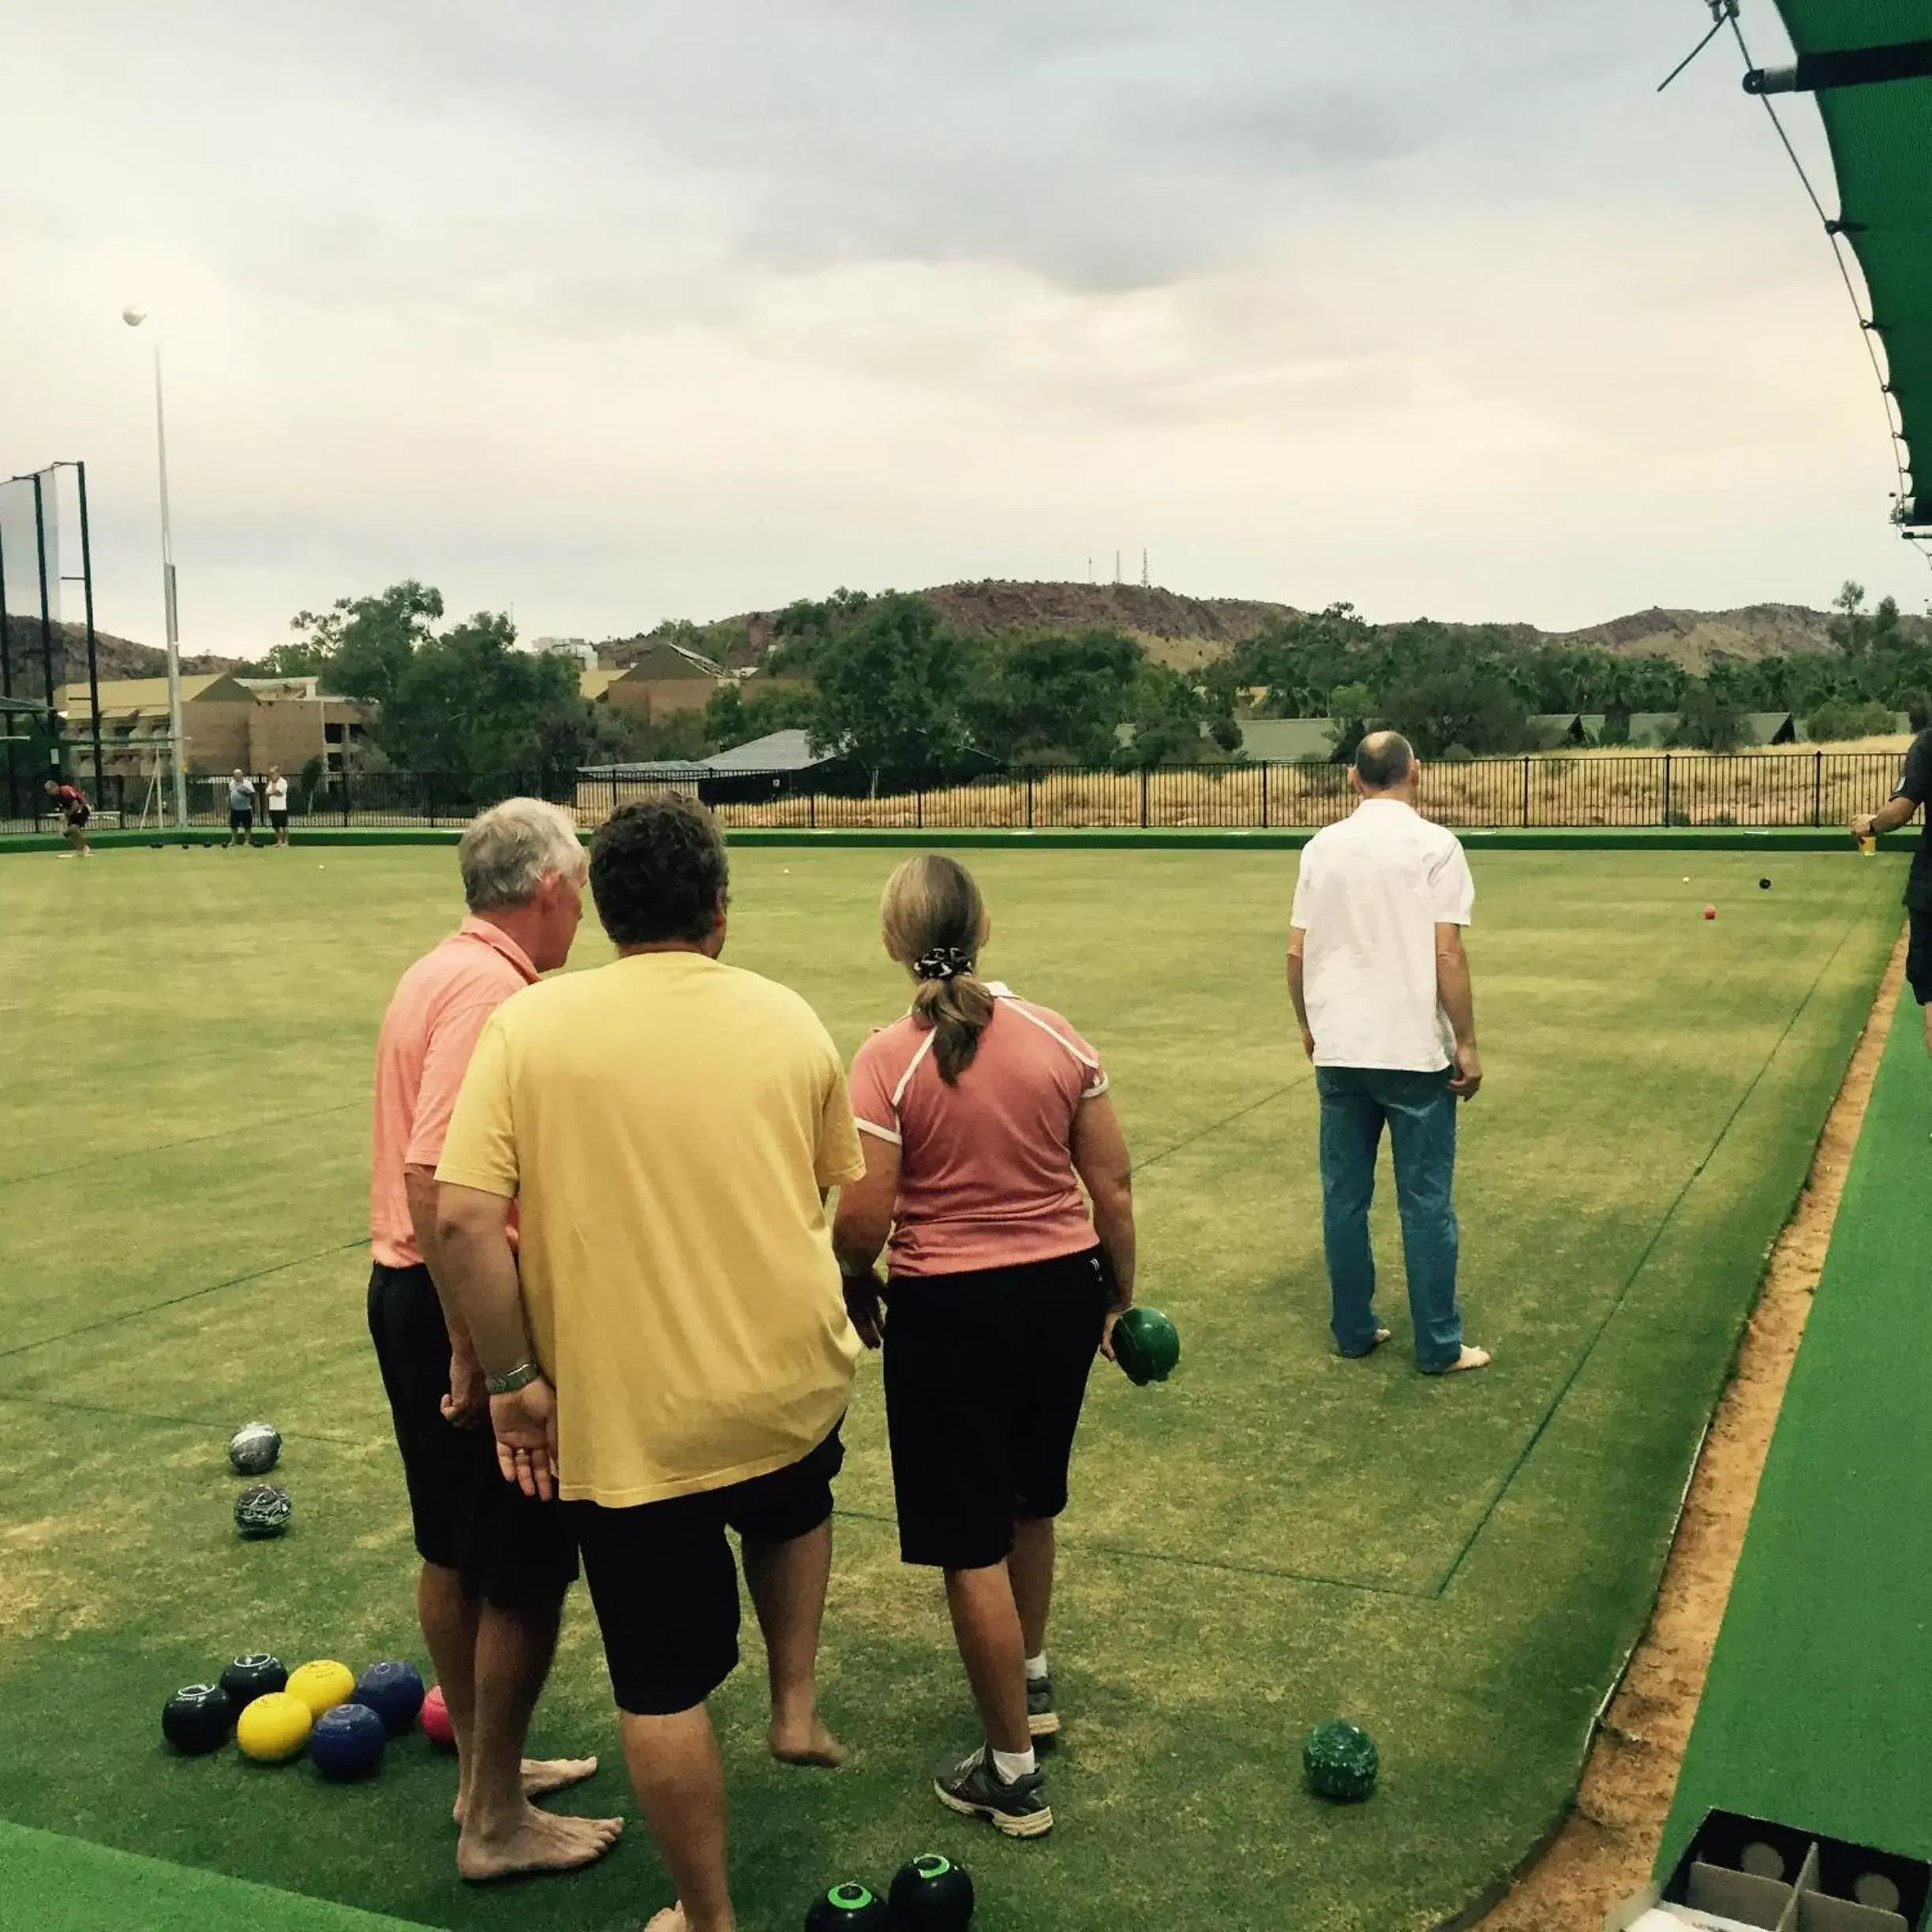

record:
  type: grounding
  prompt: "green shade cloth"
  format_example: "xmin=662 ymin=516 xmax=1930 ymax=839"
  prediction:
xmin=1771 ymin=0 xmax=1932 ymax=522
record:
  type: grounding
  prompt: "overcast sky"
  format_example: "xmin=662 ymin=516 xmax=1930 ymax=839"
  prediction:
xmin=5 ymin=0 xmax=1926 ymax=657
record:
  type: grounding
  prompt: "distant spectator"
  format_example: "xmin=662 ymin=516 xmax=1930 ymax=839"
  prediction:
xmin=833 ymin=854 xmax=1135 ymax=1841
xmin=1853 ymin=721 xmax=1932 ymax=1054
xmin=44 ymin=777 xmax=91 ymax=857
xmin=265 ymin=766 xmax=291 ymax=846
xmin=227 ymin=768 xmax=256 ymax=848
xmin=1287 ymin=730 xmax=1490 ymax=1374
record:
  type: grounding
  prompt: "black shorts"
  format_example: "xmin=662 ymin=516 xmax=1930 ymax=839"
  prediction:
xmin=1909 ymin=906 xmax=1932 ymax=1006
xmin=883 ymin=1246 xmax=1110 ymax=1572
xmin=270 ymin=811 xmax=289 ymax=832
xmin=230 ymin=808 xmax=253 ymax=832
xmin=572 ymin=1427 xmax=844 ymax=1717
xmin=367 ymin=1262 xmax=578 ymax=1608
xmin=65 ymin=811 xmax=89 ymax=831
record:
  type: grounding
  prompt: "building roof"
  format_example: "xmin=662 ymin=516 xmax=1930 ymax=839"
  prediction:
xmin=702 ymin=728 xmax=831 ymax=772
xmin=1236 ymin=718 xmax=1342 ymax=763
xmin=1738 ymin=711 xmax=1795 ymax=746
xmin=1625 ymin=712 xmax=1679 ymax=748
xmin=626 ymin=640 xmax=726 ymax=680
xmin=579 ymin=668 xmax=628 ymax=702
xmin=57 ymin=673 xmax=254 ymax=713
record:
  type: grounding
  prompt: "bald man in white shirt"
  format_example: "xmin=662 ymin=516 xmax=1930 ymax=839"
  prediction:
xmin=1286 ymin=732 xmax=1489 ymax=1375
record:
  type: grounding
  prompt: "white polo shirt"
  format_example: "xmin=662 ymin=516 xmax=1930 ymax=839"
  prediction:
xmin=1290 ymin=798 xmax=1475 ymax=1073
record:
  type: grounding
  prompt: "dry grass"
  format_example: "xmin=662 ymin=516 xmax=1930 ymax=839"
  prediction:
xmin=573 ymin=746 xmax=1908 ymax=833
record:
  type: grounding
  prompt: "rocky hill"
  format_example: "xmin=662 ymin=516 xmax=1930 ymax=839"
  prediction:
xmin=650 ymin=582 xmax=1923 ymax=676
xmin=2 ymin=620 xmax=238 ymax=703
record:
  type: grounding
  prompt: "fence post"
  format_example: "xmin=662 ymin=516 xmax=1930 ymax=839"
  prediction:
xmin=1260 ymin=762 xmax=1269 ymax=829
xmin=1812 ymin=750 xmax=1823 ymax=827
xmin=342 ymin=766 xmax=353 ymax=829
xmin=1025 ymin=777 xmax=1034 ymax=830
xmin=808 ymin=788 xmax=817 ymax=831
xmin=1139 ymin=768 xmax=1149 ymax=829
xmin=1661 ymin=754 xmax=1672 ymax=827
xmin=1522 ymin=756 xmax=1531 ymax=828
xmin=916 ymin=785 xmax=924 ymax=830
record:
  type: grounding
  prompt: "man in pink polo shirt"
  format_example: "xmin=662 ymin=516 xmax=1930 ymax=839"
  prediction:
xmin=369 ymin=798 xmax=621 ymax=1881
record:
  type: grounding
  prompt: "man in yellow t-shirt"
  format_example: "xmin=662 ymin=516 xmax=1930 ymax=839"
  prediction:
xmin=436 ymin=794 xmax=864 ymax=1932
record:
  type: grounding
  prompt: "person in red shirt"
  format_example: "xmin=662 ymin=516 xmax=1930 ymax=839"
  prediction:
xmin=43 ymin=777 xmax=91 ymax=856
xmin=833 ymin=854 xmax=1136 ymax=1841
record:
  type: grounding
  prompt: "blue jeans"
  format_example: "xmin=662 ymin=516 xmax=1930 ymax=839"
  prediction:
xmin=1316 ymin=1065 xmax=1463 ymax=1373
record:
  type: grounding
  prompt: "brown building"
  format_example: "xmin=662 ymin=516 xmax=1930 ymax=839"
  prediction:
xmin=582 ymin=642 xmax=725 ymax=724
xmin=59 ymin=673 xmax=370 ymax=778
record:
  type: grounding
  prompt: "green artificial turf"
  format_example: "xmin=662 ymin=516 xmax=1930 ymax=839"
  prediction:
xmin=0 ymin=844 xmax=1908 ymax=1932
xmin=1662 ymin=984 xmax=1932 ymax=1871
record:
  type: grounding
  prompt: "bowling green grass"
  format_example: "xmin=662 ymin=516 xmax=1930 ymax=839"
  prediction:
xmin=0 ymin=842 xmax=1911 ymax=1932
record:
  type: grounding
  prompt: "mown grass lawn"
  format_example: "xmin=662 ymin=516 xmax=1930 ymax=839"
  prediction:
xmin=0 ymin=842 xmax=1906 ymax=1931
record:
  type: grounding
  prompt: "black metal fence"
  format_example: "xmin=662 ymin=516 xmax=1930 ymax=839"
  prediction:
xmin=1 ymin=752 xmax=1910 ymax=837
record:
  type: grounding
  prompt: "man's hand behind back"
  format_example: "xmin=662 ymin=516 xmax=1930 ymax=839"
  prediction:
xmin=492 ymin=1377 xmax=560 ymax=1500
xmin=1448 ymin=1042 xmax=1483 ymax=1099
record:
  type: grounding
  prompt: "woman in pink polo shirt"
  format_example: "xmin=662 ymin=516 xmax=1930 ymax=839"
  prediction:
xmin=833 ymin=854 xmax=1136 ymax=1841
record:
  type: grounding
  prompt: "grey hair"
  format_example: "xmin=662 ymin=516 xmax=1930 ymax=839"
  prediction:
xmin=1354 ymin=731 xmax=1414 ymax=792
xmin=459 ymin=799 xmax=584 ymax=912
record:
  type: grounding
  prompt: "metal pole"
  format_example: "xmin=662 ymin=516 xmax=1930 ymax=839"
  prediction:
xmin=73 ymin=462 xmax=104 ymax=790
xmin=152 ymin=344 xmax=189 ymax=826
xmin=30 ymin=475 xmax=58 ymax=777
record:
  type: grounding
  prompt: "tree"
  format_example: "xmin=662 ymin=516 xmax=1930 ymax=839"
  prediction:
xmin=1117 ymin=666 xmax=1214 ymax=769
xmin=1377 ymin=668 xmax=1531 ymax=757
xmin=807 ymin=593 xmax=977 ymax=781
xmin=1668 ymin=686 xmax=1747 ymax=752
xmin=961 ymin=627 xmax=1144 ymax=767
xmin=244 ymin=640 xmax=333 ymax=679
xmin=702 ymin=679 xmax=817 ymax=751
xmin=288 ymin=580 xmax=444 ymax=706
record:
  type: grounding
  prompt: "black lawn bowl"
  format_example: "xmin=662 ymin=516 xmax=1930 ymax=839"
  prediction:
xmin=234 ymin=1485 xmax=292 ymax=1539
xmin=803 ymin=1881 xmax=892 ymax=1930
xmin=220 ymin=1654 xmax=287 ymax=1704
xmin=162 ymin=1683 xmax=237 ymax=1756
xmin=889 ymin=1853 xmax=976 ymax=1929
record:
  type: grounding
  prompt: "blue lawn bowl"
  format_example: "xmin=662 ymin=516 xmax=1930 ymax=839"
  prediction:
xmin=353 ymin=1661 xmax=425 ymax=1737
xmin=310 ymin=1702 xmax=388 ymax=1780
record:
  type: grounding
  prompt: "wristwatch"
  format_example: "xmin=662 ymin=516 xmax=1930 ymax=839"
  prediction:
xmin=485 ymin=1360 xmax=543 ymax=1396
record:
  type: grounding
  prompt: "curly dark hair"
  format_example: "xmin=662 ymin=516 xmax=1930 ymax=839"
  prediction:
xmin=589 ymin=794 xmax=729 ymax=946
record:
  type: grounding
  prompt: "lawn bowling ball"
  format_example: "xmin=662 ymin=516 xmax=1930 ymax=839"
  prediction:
xmin=354 ymin=1660 xmax=425 ymax=1736
xmin=889 ymin=1854 xmax=975 ymax=1929
xmin=310 ymin=1702 xmax=388 ymax=1780
xmin=161 ymin=1683 xmax=236 ymax=1756
xmin=1304 ymin=1718 xmax=1379 ymax=1803
xmin=1759 ymin=878 xmax=1772 ymax=890
xmin=227 ymin=1422 xmax=281 ymax=1475
xmin=220 ymin=1654 xmax=287 ymax=1704
xmin=1703 ymin=904 xmax=1717 ymax=922
xmin=421 ymin=1683 xmax=455 ymax=1750
xmin=803 ymin=1882 xmax=891 ymax=1931
xmin=236 ymin=1691 xmax=313 ymax=1763
xmin=285 ymin=1659 xmax=357 ymax=1719
xmin=1113 ymin=1305 xmax=1181 ymax=1386
xmin=234 ymin=1484 xmax=291 ymax=1538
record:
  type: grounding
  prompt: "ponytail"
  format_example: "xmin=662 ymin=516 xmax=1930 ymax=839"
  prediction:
xmin=880 ymin=856 xmax=994 ymax=1087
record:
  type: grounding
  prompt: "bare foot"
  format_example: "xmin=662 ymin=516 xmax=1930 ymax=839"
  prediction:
xmin=453 ymin=1756 xmax=599 ymax=1825
xmin=1443 ymin=1346 xmax=1492 ymax=1374
xmin=644 ymin=1909 xmax=687 ymax=1932
xmin=457 ymin=1805 xmax=623 ymax=1882
xmin=769 ymin=1716 xmax=846 ymax=1768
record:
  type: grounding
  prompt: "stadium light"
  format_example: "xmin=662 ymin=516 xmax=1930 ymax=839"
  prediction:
xmin=122 ymin=307 xmax=188 ymax=826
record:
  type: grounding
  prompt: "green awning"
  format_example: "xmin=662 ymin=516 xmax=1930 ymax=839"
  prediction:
xmin=1767 ymin=0 xmax=1932 ymax=526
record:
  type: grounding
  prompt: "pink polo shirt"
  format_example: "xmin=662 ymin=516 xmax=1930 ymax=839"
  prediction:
xmin=369 ymin=917 xmax=538 ymax=1269
xmin=848 ymin=983 xmax=1107 ymax=1279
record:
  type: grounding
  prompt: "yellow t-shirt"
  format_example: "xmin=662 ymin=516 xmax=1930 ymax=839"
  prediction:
xmin=436 ymin=950 xmax=867 ymax=1507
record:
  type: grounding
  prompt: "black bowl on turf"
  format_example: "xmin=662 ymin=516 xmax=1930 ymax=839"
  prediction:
xmin=803 ymin=1881 xmax=892 ymax=1930
xmin=228 ymin=1422 xmax=282 ymax=1476
xmin=221 ymin=1654 xmax=287 ymax=1703
xmin=889 ymin=1853 xmax=976 ymax=1929
xmin=234 ymin=1485 xmax=292 ymax=1538
xmin=162 ymin=1683 xmax=236 ymax=1755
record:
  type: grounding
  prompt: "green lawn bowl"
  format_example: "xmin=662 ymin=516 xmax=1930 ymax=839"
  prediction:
xmin=1304 ymin=1719 xmax=1379 ymax=1803
xmin=1113 ymin=1305 xmax=1181 ymax=1386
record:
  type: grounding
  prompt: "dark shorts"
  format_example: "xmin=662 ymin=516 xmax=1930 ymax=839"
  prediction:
xmin=367 ymin=1261 xmax=578 ymax=1608
xmin=270 ymin=811 xmax=289 ymax=832
xmin=65 ymin=811 xmax=88 ymax=831
xmin=883 ymin=1246 xmax=1110 ymax=1572
xmin=230 ymin=807 xmax=253 ymax=832
xmin=1910 ymin=906 xmax=1932 ymax=1006
xmin=572 ymin=1427 xmax=844 ymax=1716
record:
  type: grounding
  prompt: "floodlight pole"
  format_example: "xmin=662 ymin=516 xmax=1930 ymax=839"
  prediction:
xmin=151 ymin=344 xmax=188 ymax=827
